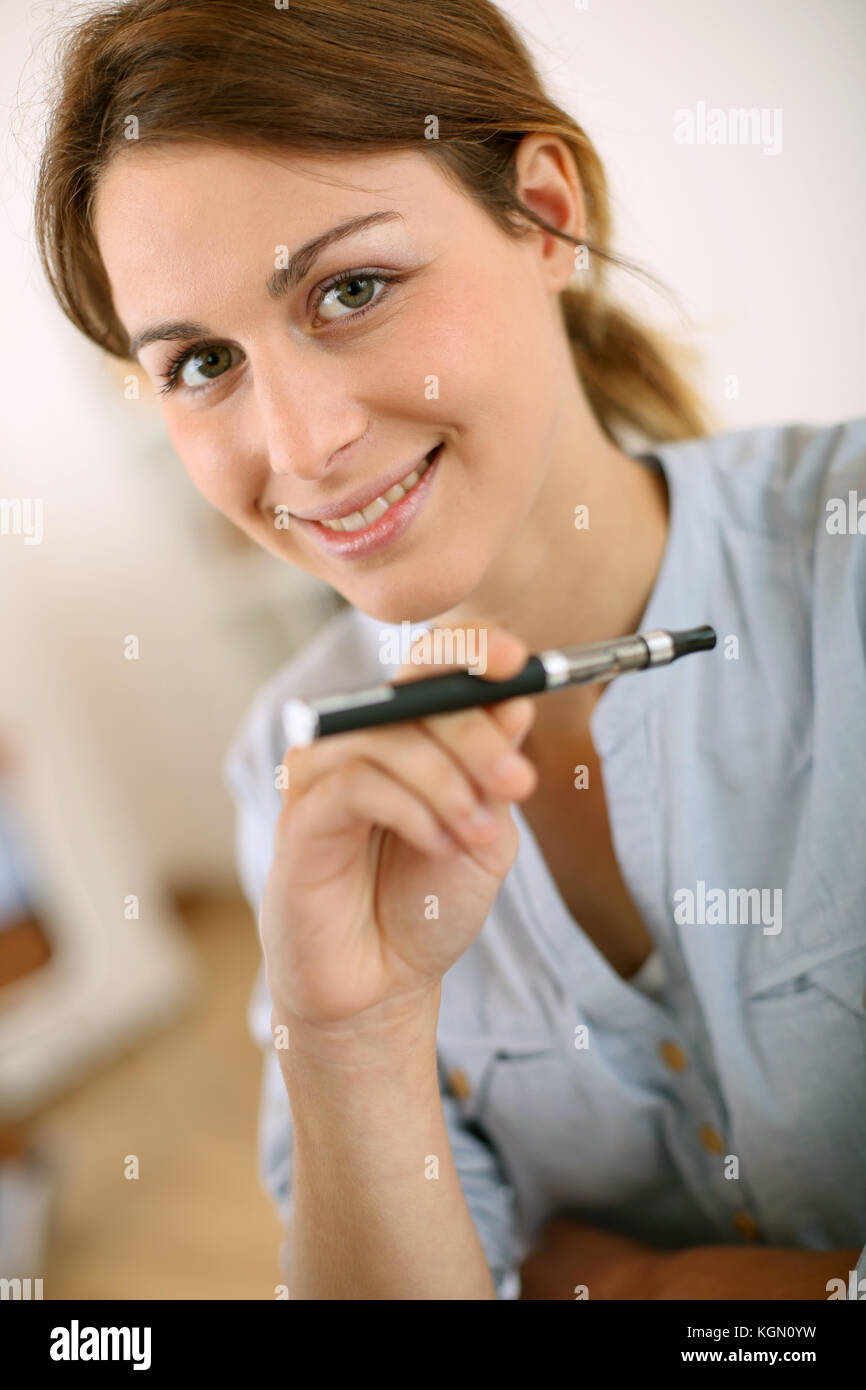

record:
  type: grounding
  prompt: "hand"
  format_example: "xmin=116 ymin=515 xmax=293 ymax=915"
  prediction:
xmin=260 ymin=624 xmax=538 ymax=1035
xmin=519 ymin=1216 xmax=662 ymax=1300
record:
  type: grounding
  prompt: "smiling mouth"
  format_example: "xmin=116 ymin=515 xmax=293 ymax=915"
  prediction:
xmin=315 ymin=448 xmax=438 ymax=532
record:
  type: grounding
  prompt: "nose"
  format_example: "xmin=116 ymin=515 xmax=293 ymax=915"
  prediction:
xmin=253 ymin=347 xmax=369 ymax=483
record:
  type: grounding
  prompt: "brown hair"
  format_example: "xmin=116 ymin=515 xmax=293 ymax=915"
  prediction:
xmin=33 ymin=0 xmax=713 ymax=446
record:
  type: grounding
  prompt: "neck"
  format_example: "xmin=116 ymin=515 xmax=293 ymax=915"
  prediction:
xmin=435 ymin=389 xmax=670 ymax=730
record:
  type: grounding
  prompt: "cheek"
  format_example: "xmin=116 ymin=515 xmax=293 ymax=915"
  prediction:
xmin=163 ymin=415 xmax=251 ymax=517
xmin=413 ymin=261 xmax=559 ymax=438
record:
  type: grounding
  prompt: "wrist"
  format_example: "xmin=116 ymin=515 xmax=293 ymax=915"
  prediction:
xmin=270 ymin=982 xmax=442 ymax=1073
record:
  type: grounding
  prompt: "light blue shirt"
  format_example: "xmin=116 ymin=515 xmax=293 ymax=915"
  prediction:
xmin=223 ymin=416 xmax=866 ymax=1299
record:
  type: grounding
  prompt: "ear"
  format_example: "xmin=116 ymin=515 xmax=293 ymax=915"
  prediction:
xmin=512 ymin=133 xmax=587 ymax=293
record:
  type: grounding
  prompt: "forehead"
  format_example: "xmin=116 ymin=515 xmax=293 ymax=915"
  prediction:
xmin=93 ymin=141 xmax=438 ymax=223
xmin=91 ymin=143 xmax=456 ymax=329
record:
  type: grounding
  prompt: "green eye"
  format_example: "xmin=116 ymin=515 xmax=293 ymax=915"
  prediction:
xmin=180 ymin=345 xmax=234 ymax=386
xmin=157 ymin=269 xmax=399 ymax=397
xmin=317 ymin=275 xmax=381 ymax=321
xmin=159 ymin=342 xmax=243 ymax=396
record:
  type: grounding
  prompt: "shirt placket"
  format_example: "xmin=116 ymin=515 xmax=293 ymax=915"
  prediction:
xmin=598 ymin=716 xmax=767 ymax=1248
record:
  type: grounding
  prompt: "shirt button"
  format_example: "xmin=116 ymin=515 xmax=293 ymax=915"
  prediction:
xmin=732 ymin=1210 xmax=760 ymax=1242
xmin=447 ymin=1067 xmax=472 ymax=1101
xmin=698 ymin=1124 xmax=725 ymax=1154
xmin=659 ymin=1040 xmax=688 ymax=1071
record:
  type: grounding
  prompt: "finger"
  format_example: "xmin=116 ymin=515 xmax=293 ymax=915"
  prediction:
xmin=396 ymin=623 xmax=538 ymax=772
xmin=283 ymin=722 xmax=526 ymax=851
xmin=284 ymin=758 xmax=463 ymax=862
xmin=416 ymin=699 xmax=538 ymax=803
xmin=490 ymin=694 xmax=537 ymax=746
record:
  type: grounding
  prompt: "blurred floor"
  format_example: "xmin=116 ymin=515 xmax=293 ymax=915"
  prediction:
xmin=29 ymin=891 xmax=283 ymax=1300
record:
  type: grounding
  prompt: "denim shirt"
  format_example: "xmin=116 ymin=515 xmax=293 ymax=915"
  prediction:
xmin=223 ymin=416 xmax=866 ymax=1299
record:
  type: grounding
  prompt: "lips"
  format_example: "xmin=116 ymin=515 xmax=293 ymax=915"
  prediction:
xmin=292 ymin=443 xmax=443 ymax=560
xmin=290 ymin=445 xmax=442 ymax=524
xmin=319 ymin=449 xmax=437 ymax=531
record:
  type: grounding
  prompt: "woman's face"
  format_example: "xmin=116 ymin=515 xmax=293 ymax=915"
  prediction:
xmin=93 ymin=142 xmax=577 ymax=624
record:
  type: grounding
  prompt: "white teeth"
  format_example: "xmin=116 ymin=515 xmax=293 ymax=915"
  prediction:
xmin=318 ymin=452 xmax=435 ymax=532
xmin=361 ymin=496 xmax=390 ymax=525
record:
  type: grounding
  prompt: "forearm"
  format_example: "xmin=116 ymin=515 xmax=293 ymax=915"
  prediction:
xmin=654 ymin=1244 xmax=863 ymax=1300
xmin=276 ymin=988 xmax=497 ymax=1300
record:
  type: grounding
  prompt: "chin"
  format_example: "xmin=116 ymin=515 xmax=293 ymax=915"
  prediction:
xmin=349 ymin=573 xmax=478 ymax=629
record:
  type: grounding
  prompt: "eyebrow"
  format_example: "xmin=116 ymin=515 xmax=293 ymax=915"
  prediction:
xmin=127 ymin=210 xmax=404 ymax=359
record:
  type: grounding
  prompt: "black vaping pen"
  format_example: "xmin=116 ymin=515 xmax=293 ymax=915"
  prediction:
xmin=282 ymin=624 xmax=716 ymax=746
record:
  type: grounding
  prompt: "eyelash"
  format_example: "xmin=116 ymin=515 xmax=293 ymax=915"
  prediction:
xmin=156 ymin=268 xmax=400 ymax=397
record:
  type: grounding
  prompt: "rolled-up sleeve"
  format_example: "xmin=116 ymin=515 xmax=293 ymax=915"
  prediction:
xmin=436 ymin=1067 xmax=523 ymax=1299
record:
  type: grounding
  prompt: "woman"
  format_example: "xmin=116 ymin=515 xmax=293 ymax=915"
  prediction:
xmin=34 ymin=0 xmax=865 ymax=1299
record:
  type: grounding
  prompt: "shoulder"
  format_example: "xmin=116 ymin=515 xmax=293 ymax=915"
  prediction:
xmin=655 ymin=414 xmax=866 ymax=540
xmin=655 ymin=416 xmax=866 ymax=652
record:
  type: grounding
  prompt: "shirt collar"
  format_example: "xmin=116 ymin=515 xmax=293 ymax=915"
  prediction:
xmin=589 ymin=438 xmax=712 ymax=757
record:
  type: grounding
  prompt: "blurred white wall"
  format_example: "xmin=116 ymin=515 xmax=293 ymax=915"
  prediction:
xmin=505 ymin=0 xmax=866 ymax=425
xmin=0 ymin=0 xmax=863 ymax=893
xmin=0 ymin=1 xmax=337 ymax=893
